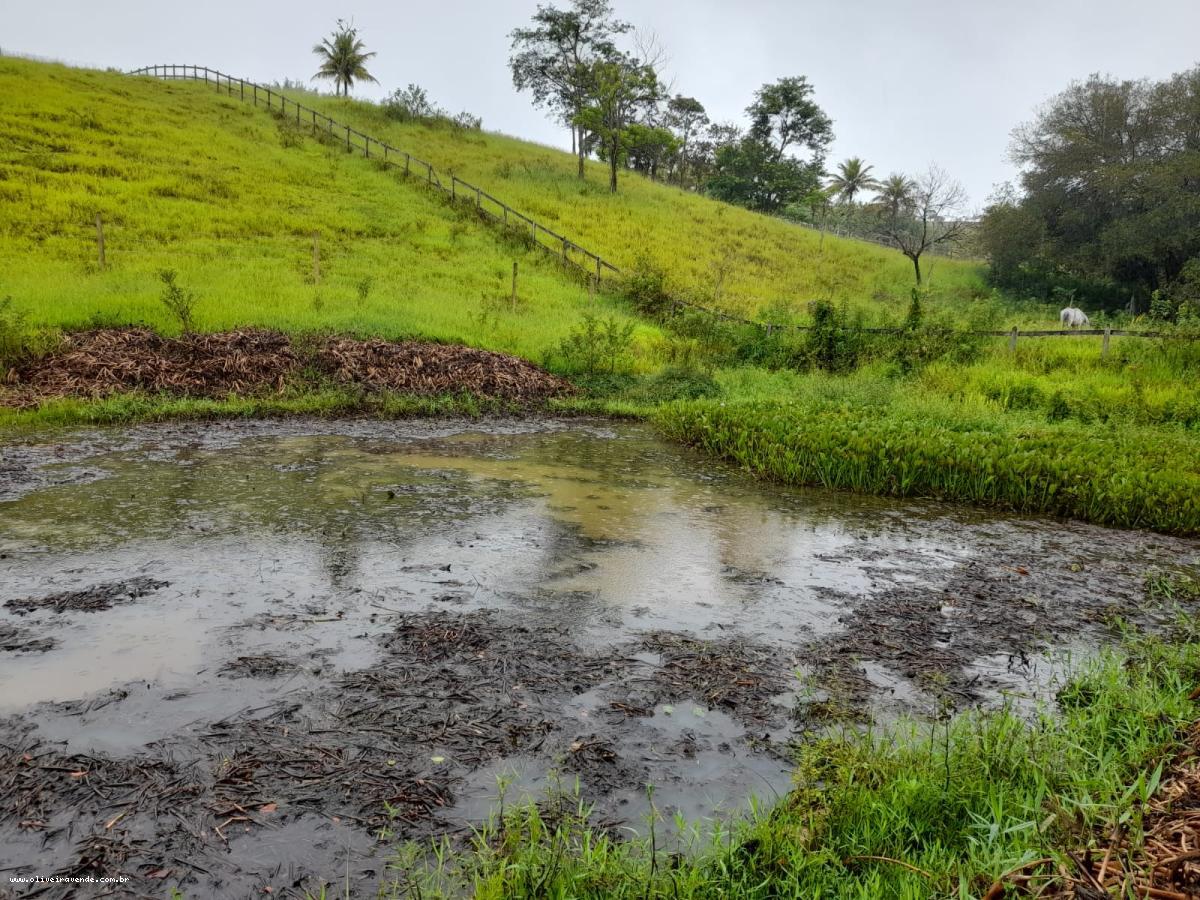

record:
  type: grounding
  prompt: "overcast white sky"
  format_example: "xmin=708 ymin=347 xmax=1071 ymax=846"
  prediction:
xmin=4 ymin=0 xmax=1198 ymax=206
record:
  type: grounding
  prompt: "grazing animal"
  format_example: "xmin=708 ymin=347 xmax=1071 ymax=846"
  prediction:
xmin=1059 ymin=307 xmax=1090 ymax=328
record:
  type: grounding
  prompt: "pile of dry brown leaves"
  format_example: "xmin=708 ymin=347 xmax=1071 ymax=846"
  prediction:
xmin=1 ymin=328 xmax=571 ymax=408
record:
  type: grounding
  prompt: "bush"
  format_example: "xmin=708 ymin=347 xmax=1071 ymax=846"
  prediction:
xmin=556 ymin=313 xmax=636 ymax=376
xmin=622 ymin=258 xmax=671 ymax=318
xmin=158 ymin=270 xmax=198 ymax=334
xmin=383 ymin=84 xmax=441 ymax=122
xmin=802 ymin=300 xmax=860 ymax=373
xmin=0 ymin=296 xmax=28 ymax=371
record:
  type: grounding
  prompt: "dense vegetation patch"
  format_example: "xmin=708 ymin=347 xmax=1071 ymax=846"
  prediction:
xmin=656 ymin=398 xmax=1200 ymax=536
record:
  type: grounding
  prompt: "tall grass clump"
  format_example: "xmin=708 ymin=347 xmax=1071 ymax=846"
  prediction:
xmin=376 ymin=625 xmax=1200 ymax=898
xmin=655 ymin=398 xmax=1200 ymax=534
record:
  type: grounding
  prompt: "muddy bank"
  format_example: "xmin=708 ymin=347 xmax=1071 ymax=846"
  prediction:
xmin=1 ymin=328 xmax=571 ymax=408
xmin=1 ymin=418 xmax=1198 ymax=898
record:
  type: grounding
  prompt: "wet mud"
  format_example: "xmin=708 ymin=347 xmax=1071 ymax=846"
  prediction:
xmin=1 ymin=417 xmax=1197 ymax=898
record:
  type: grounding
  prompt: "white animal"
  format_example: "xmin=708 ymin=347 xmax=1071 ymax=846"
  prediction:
xmin=1059 ymin=307 xmax=1090 ymax=328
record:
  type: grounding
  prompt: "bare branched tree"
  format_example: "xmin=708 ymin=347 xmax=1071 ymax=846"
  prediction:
xmin=875 ymin=165 xmax=970 ymax=284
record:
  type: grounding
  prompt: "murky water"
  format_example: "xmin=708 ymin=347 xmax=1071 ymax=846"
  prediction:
xmin=1 ymin=417 xmax=1196 ymax=898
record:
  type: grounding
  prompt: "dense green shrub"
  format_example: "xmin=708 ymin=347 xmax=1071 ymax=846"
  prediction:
xmin=555 ymin=313 xmax=636 ymax=376
xmin=621 ymin=257 xmax=672 ymax=318
xmin=801 ymin=300 xmax=860 ymax=372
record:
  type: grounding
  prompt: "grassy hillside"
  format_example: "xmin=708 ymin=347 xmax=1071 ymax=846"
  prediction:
xmin=0 ymin=57 xmax=651 ymax=364
xmin=3 ymin=57 xmax=1198 ymax=541
xmin=196 ymin=80 xmax=992 ymax=324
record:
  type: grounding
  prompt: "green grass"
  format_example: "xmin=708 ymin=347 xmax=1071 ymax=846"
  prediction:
xmin=4 ymin=57 xmax=1200 ymax=900
xmin=145 ymin=73 xmax=993 ymax=323
xmin=371 ymin=623 xmax=1200 ymax=899
xmin=0 ymin=387 xmax=527 ymax=433
xmin=655 ymin=386 xmax=1200 ymax=535
xmin=3 ymin=57 xmax=1199 ymax=537
xmin=0 ymin=58 xmax=654 ymax=367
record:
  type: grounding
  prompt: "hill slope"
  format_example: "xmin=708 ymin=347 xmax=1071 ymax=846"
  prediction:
xmin=0 ymin=57 xmax=648 ymax=364
xmin=285 ymin=86 xmax=989 ymax=321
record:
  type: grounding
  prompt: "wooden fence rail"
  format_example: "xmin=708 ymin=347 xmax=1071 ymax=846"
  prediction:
xmin=128 ymin=65 xmax=1196 ymax=347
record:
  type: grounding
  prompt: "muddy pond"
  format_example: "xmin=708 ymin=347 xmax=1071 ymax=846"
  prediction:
xmin=1 ymin=417 xmax=1196 ymax=898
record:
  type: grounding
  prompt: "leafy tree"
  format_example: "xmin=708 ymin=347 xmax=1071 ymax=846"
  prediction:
xmin=980 ymin=66 xmax=1200 ymax=308
xmin=509 ymin=0 xmax=630 ymax=180
xmin=874 ymin=166 xmax=970 ymax=285
xmin=706 ymin=77 xmax=833 ymax=213
xmin=976 ymin=183 xmax=1046 ymax=289
xmin=687 ymin=121 xmax=741 ymax=187
xmin=312 ymin=20 xmax=378 ymax=98
xmin=575 ymin=53 xmax=662 ymax=193
xmin=622 ymin=123 xmax=679 ymax=179
xmin=664 ymin=95 xmax=708 ymax=186
xmin=827 ymin=157 xmax=880 ymax=205
xmin=708 ymin=136 xmax=824 ymax=213
xmin=747 ymin=77 xmax=833 ymax=164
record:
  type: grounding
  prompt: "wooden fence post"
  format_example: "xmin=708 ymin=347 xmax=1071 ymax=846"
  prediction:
xmin=95 ymin=212 xmax=105 ymax=269
xmin=1009 ymin=326 xmax=1019 ymax=352
xmin=312 ymin=232 xmax=320 ymax=284
xmin=1102 ymin=326 xmax=1111 ymax=358
xmin=511 ymin=261 xmax=518 ymax=311
xmin=595 ymin=256 xmax=601 ymax=283
xmin=562 ymin=238 xmax=568 ymax=265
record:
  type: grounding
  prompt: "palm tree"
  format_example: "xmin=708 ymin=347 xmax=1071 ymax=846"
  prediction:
xmin=827 ymin=157 xmax=880 ymax=205
xmin=875 ymin=173 xmax=916 ymax=218
xmin=312 ymin=20 xmax=378 ymax=97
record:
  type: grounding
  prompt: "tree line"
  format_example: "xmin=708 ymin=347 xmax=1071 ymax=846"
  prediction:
xmin=308 ymin=8 xmax=970 ymax=284
xmin=506 ymin=0 xmax=969 ymax=282
xmin=978 ymin=66 xmax=1200 ymax=318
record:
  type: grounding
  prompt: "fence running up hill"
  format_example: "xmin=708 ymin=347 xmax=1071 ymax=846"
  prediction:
xmin=128 ymin=64 xmax=621 ymax=284
xmin=127 ymin=65 xmax=1197 ymax=348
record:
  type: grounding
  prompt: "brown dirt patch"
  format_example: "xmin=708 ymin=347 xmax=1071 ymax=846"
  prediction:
xmin=1 ymin=329 xmax=571 ymax=408
xmin=316 ymin=337 xmax=571 ymax=402
xmin=3 ymin=328 xmax=296 ymax=406
xmin=630 ymin=632 xmax=795 ymax=726
xmin=4 ymin=577 xmax=170 ymax=616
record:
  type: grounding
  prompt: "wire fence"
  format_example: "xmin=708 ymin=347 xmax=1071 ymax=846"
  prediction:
xmin=127 ymin=65 xmax=1197 ymax=348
